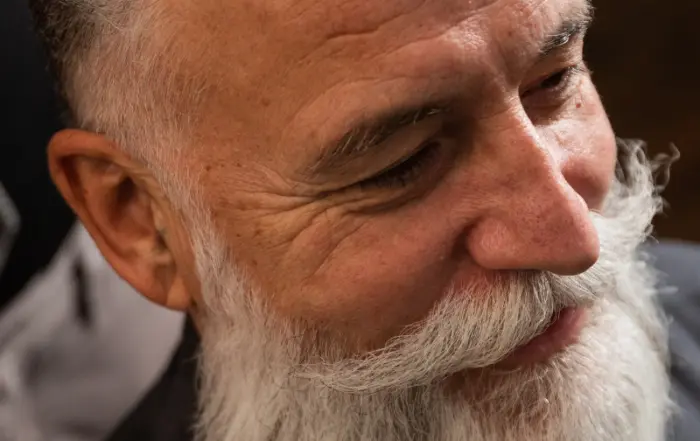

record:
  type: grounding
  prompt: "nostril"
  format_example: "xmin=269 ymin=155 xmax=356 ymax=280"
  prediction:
xmin=543 ymin=215 xmax=601 ymax=276
xmin=566 ymin=226 xmax=601 ymax=274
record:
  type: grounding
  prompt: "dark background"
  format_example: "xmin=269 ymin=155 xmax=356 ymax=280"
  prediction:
xmin=0 ymin=0 xmax=73 ymax=308
xmin=585 ymin=1 xmax=700 ymax=241
xmin=0 ymin=0 xmax=698 ymax=304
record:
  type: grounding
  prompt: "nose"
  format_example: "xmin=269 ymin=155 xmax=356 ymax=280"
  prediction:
xmin=465 ymin=119 xmax=601 ymax=276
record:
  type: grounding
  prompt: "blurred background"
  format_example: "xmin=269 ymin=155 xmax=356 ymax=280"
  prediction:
xmin=585 ymin=1 xmax=700 ymax=242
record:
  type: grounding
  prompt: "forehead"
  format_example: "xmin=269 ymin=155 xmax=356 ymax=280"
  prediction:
xmin=178 ymin=0 xmax=580 ymax=71
xmin=183 ymin=0 xmax=576 ymax=35
xmin=167 ymin=0 xmax=586 ymax=145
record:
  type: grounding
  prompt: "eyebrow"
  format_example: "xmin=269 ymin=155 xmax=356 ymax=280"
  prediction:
xmin=309 ymin=104 xmax=449 ymax=175
xmin=309 ymin=5 xmax=593 ymax=176
xmin=542 ymin=7 xmax=593 ymax=55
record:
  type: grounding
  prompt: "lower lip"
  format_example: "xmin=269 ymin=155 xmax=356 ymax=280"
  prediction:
xmin=496 ymin=307 xmax=588 ymax=368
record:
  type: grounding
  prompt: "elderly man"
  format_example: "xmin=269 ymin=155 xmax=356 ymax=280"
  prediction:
xmin=25 ymin=0 xmax=700 ymax=440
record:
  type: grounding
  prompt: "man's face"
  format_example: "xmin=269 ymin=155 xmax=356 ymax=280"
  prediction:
xmin=132 ymin=0 xmax=668 ymax=439
xmin=174 ymin=0 xmax=616 ymax=350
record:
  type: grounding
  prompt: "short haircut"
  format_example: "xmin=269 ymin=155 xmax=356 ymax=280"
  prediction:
xmin=28 ymin=0 xmax=199 ymax=163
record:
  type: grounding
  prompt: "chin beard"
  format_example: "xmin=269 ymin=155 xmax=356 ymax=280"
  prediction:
xmin=187 ymin=141 xmax=671 ymax=441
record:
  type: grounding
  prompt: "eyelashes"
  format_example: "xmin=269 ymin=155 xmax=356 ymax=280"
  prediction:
xmin=358 ymin=141 xmax=442 ymax=190
xmin=522 ymin=62 xmax=588 ymax=104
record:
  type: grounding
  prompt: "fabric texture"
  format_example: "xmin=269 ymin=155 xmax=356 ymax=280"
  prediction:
xmin=0 ymin=225 xmax=184 ymax=441
xmin=649 ymin=242 xmax=700 ymax=440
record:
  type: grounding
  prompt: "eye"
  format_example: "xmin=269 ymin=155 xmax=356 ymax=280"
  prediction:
xmin=358 ymin=141 xmax=442 ymax=190
xmin=522 ymin=63 xmax=587 ymax=107
xmin=540 ymin=68 xmax=570 ymax=90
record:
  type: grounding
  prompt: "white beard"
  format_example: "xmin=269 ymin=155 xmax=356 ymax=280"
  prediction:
xmin=187 ymin=143 xmax=671 ymax=441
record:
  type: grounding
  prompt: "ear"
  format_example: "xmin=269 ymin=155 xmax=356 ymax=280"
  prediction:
xmin=48 ymin=129 xmax=191 ymax=311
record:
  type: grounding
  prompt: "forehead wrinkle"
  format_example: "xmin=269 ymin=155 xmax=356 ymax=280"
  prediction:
xmin=173 ymin=0 xmax=500 ymax=99
xmin=287 ymin=1 xmax=589 ymax=155
xmin=287 ymin=0 xmax=500 ymax=90
xmin=482 ymin=0 xmax=592 ymax=77
xmin=290 ymin=0 xmax=584 ymax=92
xmin=277 ymin=3 xmax=535 ymax=160
xmin=290 ymin=0 xmax=426 ymax=39
xmin=274 ymin=0 xmax=497 ymax=39
xmin=169 ymin=0 xmax=587 ymax=164
xmin=516 ymin=0 xmax=592 ymax=29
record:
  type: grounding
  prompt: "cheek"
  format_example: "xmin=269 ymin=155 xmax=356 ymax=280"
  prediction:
xmin=278 ymin=209 xmax=461 ymax=348
xmin=553 ymin=85 xmax=617 ymax=211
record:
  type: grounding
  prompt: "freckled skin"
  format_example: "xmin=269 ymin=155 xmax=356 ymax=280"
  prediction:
xmin=168 ymin=0 xmax=617 ymax=350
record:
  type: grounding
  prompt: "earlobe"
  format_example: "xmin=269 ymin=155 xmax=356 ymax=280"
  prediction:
xmin=47 ymin=129 xmax=192 ymax=311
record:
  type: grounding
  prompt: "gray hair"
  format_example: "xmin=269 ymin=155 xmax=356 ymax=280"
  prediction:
xmin=29 ymin=0 xmax=199 ymax=166
xmin=29 ymin=0 xmax=209 ymax=210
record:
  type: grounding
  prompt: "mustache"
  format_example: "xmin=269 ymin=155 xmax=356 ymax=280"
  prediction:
xmin=296 ymin=260 xmax=610 ymax=394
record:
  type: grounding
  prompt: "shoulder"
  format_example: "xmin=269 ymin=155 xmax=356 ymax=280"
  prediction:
xmin=646 ymin=241 xmax=700 ymax=441
xmin=650 ymin=241 xmax=700 ymax=331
